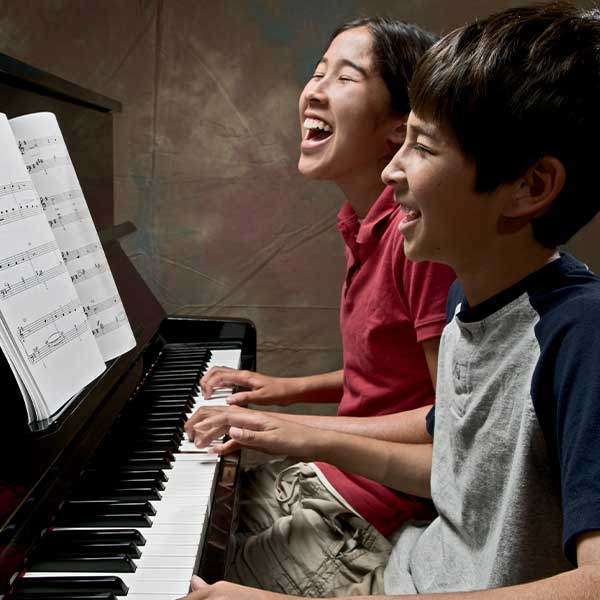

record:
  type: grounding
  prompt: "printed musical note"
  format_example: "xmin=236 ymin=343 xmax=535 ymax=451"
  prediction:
xmin=0 ymin=263 xmax=67 ymax=300
xmin=0 ymin=181 xmax=34 ymax=198
xmin=27 ymin=320 xmax=89 ymax=365
xmin=17 ymin=298 xmax=81 ymax=341
xmin=39 ymin=188 xmax=84 ymax=211
xmin=17 ymin=135 xmax=60 ymax=156
xmin=25 ymin=155 xmax=71 ymax=175
xmin=91 ymin=311 xmax=128 ymax=338
xmin=0 ymin=241 xmax=59 ymax=273
xmin=82 ymin=294 xmax=119 ymax=317
xmin=61 ymin=242 xmax=100 ymax=264
xmin=48 ymin=205 xmax=91 ymax=230
xmin=0 ymin=202 xmax=44 ymax=227
xmin=70 ymin=261 xmax=109 ymax=284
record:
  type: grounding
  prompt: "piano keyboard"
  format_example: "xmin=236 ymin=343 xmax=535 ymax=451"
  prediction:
xmin=10 ymin=346 xmax=241 ymax=600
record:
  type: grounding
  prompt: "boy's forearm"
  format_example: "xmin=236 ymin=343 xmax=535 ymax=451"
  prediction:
xmin=310 ymin=429 xmax=433 ymax=498
xmin=334 ymin=565 xmax=600 ymax=600
xmin=278 ymin=405 xmax=433 ymax=444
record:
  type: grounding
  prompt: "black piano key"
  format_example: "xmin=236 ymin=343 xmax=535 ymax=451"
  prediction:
xmin=144 ymin=382 xmax=193 ymax=396
xmin=11 ymin=576 xmax=128 ymax=595
xmin=120 ymin=457 xmax=172 ymax=470
xmin=145 ymin=372 xmax=199 ymax=380
xmin=136 ymin=392 xmax=194 ymax=401
xmin=62 ymin=500 xmax=156 ymax=516
xmin=77 ymin=488 xmax=162 ymax=502
xmin=138 ymin=425 xmax=183 ymax=437
xmin=37 ymin=542 xmax=141 ymax=559
xmin=109 ymin=468 xmax=168 ymax=481
xmin=141 ymin=403 xmax=190 ymax=413
xmin=140 ymin=411 xmax=186 ymax=420
xmin=126 ymin=432 xmax=181 ymax=445
xmin=117 ymin=477 xmax=165 ymax=490
xmin=75 ymin=476 xmax=165 ymax=491
xmin=28 ymin=554 xmax=137 ymax=573
xmin=123 ymin=436 xmax=180 ymax=449
xmin=44 ymin=529 xmax=146 ymax=546
xmin=139 ymin=416 xmax=186 ymax=428
xmin=55 ymin=513 xmax=153 ymax=528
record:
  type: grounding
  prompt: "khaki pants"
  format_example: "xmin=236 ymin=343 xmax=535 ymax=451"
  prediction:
xmin=227 ymin=458 xmax=390 ymax=597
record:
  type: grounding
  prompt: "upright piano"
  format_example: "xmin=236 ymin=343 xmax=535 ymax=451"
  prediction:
xmin=0 ymin=53 xmax=255 ymax=598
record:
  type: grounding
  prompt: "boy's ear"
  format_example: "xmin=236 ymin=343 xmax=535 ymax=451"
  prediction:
xmin=503 ymin=156 xmax=566 ymax=219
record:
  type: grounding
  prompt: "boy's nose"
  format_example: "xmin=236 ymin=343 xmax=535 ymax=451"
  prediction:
xmin=381 ymin=161 xmax=402 ymax=187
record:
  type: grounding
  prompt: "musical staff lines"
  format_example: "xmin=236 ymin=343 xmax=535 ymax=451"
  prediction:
xmin=28 ymin=319 xmax=89 ymax=365
xmin=0 ymin=263 xmax=67 ymax=300
xmin=82 ymin=294 xmax=120 ymax=318
xmin=71 ymin=261 xmax=109 ymax=284
xmin=26 ymin=155 xmax=71 ymax=175
xmin=17 ymin=298 xmax=81 ymax=341
xmin=40 ymin=188 xmax=84 ymax=211
xmin=92 ymin=311 xmax=128 ymax=338
xmin=0 ymin=241 xmax=59 ymax=273
xmin=48 ymin=205 xmax=91 ymax=229
xmin=0 ymin=202 xmax=44 ymax=227
xmin=17 ymin=135 xmax=60 ymax=155
xmin=0 ymin=181 xmax=34 ymax=198
xmin=61 ymin=241 xmax=100 ymax=264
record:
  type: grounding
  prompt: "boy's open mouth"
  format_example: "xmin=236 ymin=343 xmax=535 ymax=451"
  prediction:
xmin=400 ymin=203 xmax=422 ymax=223
xmin=303 ymin=117 xmax=333 ymax=142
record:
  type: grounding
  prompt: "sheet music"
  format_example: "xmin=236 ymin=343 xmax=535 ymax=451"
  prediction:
xmin=9 ymin=112 xmax=136 ymax=361
xmin=0 ymin=114 xmax=106 ymax=421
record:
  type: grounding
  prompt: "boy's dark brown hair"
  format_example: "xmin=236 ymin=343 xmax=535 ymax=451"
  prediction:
xmin=410 ymin=2 xmax=600 ymax=248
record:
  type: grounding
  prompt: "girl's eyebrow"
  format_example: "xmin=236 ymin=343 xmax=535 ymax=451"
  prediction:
xmin=317 ymin=56 xmax=369 ymax=77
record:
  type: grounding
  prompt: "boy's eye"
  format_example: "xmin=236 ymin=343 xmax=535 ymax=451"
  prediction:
xmin=339 ymin=75 xmax=355 ymax=82
xmin=311 ymin=72 xmax=324 ymax=79
xmin=412 ymin=143 xmax=433 ymax=155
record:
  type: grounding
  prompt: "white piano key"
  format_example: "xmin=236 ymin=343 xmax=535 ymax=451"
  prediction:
xmin=142 ymin=541 xmax=199 ymax=557
xmin=20 ymin=346 xmax=243 ymax=597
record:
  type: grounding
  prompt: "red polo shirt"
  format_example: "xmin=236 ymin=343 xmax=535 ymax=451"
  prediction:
xmin=315 ymin=187 xmax=455 ymax=535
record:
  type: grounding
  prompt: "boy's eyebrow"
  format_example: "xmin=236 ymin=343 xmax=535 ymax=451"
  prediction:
xmin=317 ymin=56 xmax=369 ymax=77
xmin=410 ymin=123 xmax=442 ymax=142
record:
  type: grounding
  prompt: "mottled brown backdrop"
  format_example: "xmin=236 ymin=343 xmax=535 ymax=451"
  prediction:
xmin=0 ymin=0 xmax=597 ymax=410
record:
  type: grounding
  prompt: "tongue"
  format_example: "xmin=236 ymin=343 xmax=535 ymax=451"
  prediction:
xmin=309 ymin=129 xmax=332 ymax=141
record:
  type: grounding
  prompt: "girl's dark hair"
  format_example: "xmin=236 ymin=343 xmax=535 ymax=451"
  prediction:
xmin=328 ymin=17 xmax=438 ymax=114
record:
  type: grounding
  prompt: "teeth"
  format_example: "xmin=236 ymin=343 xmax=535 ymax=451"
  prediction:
xmin=303 ymin=118 xmax=332 ymax=132
xmin=400 ymin=204 xmax=421 ymax=218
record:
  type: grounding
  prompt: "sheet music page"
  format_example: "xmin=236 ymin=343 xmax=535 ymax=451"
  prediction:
xmin=0 ymin=113 xmax=106 ymax=422
xmin=9 ymin=112 xmax=136 ymax=361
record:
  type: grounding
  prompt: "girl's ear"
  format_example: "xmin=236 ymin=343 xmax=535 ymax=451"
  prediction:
xmin=388 ymin=114 xmax=408 ymax=146
xmin=503 ymin=156 xmax=566 ymax=219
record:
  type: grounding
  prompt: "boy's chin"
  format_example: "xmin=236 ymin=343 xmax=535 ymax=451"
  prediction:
xmin=403 ymin=238 xmax=439 ymax=264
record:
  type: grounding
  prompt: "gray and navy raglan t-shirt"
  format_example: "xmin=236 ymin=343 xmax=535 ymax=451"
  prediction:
xmin=384 ymin=253 xmax=600 ymax=594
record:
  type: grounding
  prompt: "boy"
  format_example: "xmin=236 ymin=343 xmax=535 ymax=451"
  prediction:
xmin=181 ymin=3 xmax=600 ymax=599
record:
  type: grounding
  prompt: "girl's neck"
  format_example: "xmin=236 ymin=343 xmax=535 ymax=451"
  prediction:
xmin=337 ymin=178 xmax=386 ymax=219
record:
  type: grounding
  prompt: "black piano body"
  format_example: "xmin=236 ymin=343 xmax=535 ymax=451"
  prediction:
xmin=0 ymin=52 xmax=255 ymax=595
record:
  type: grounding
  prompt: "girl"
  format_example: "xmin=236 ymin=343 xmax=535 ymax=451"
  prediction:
xmin=186 ymin=18 xmax=454 ymax=597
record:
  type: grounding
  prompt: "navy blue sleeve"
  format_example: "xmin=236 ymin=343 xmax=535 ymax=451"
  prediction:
xmin=532 ymin=293 xmax=600 ymax=565
xmin=426 ymin=406 xmax=435 ymax=437
xmin=446 ymin=279 xmax=464 ymax=324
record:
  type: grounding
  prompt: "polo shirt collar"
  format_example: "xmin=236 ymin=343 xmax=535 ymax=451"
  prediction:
xmin=337 ymin=187 xmax=397 ymax=258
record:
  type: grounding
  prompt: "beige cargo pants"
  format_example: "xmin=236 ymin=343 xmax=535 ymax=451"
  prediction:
xmin=226 ymin=458 xmax=390 ymax=597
